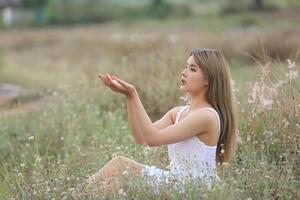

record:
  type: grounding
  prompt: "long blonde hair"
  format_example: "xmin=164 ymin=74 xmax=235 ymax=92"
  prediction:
xmin=188 ymin=48 xmax=238 ymax=166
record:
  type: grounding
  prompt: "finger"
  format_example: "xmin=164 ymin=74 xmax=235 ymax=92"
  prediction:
xmin=111 ymin=79 xmax=120 ymax=86
xmin=98 ymin=74 xmax=106 ymax=83
xmin=106 ymin=74 xmax=113 ymax=85
xmin=104 ymin=74 xmax=110 ymax=85
xmin=107 ymin=74 xmax=113 ymax=82
xmin=111 ymin=75 xmax=119 ymax=80
xmin=109 ymin=74 xmax=117 ymax=82
xmin=98 ymin=74 xmax=104 ymax=80
xmin=116 ymin=79 xmax=128 ymax=87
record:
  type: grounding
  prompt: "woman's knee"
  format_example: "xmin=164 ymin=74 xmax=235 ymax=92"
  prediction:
xmin=111 ymin=155 xmax=145 ymax=172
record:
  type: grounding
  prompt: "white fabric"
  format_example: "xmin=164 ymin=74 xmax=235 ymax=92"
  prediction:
xmin=139 ymin=105 xmax=221 ymax=193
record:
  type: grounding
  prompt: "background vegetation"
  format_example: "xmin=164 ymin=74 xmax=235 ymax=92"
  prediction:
xmin=0 ymin=0 xmax=299 ymax=199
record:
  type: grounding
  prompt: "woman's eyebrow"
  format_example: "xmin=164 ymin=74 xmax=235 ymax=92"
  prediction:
xmin=186 ymin=62 xmax=198 ymax=68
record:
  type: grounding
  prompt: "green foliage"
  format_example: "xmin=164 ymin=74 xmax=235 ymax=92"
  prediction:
xmin=21 ymin=0 xmax=48 ymax=8
xmin=220 ymin=0 xmax=257 ymax=13
xmin=42 ymin=0 xmax=192 ymax=24
xmin=219 ymin=0 xmax=283 ymax=13
xmin=146 ymin=0 xmax=173 ymax=18
xmin=44 ymin=0 xmax=121 ymax=24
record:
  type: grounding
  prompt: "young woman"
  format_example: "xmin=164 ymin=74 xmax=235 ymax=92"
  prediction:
xmin=85 ymin=48 xmax=237 ymax=196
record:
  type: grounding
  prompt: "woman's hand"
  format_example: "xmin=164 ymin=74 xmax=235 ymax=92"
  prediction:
xmin=98 ymin=73 xmax=136 ymax=97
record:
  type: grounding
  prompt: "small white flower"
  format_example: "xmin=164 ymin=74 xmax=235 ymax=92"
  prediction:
xmin=282 ymin=118 xmax=290 ymax=128
xmin=122 ymin=170 xmax=129 ymax=176
xmin=35 ymin=156 xmax=41 ymax=163
xmin=275 ymin=80 xmax=286 ymax=88
xmin=118 ymin=188 xmax=126 ymax=196
xmin=20 ymin=163 xmax=25 ymax=167
xmin=28 ymin=136 xmax=34 ymax=140
xmin=287 ymin=59 xmax=296 ymax=69
xmin=287 ymin=70 xmax=298 ymax=80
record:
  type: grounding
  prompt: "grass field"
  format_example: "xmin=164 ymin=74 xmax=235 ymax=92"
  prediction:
xmin=0 ymin=12 xmax=299 ymax=199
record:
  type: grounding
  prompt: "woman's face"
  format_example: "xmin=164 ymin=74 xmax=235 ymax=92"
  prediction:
xmin=180 ymin=55 xmax=208 ymax=93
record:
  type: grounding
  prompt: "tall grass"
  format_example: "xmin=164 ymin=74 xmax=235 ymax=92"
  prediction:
xmin=0 ymin=24 xmax=299 ymax=199
xmin=1 ymin=57 xmax=299 ymax=200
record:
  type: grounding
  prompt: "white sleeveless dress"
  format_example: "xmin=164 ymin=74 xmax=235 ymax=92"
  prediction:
xmin=139 ymin=105 xmax=221 ymax=193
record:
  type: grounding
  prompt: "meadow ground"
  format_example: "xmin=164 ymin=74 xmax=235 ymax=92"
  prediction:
xmin=0 ymin=13 xmax=299 ymax=199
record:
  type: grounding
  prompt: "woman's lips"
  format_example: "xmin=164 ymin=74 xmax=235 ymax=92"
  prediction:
xmin=181 ymin=79 xmax=186 ymax=85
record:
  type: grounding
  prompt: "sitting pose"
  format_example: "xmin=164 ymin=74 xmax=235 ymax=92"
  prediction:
xmin=83 ymin=48 xmax=238 ymax=196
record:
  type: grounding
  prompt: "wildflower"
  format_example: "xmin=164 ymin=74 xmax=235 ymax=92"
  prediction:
xmin=122 ymin=170 xmax=129 ymax=176
xmin=35 ymin=156 xmax=41 ymax=163
xmin=286 ymin=59 xmax=298 ymax=80
xmin=222 ymin=162 xmax=229 ymax=166
xmin=275 ymin=80 xmax=287 ymax=88
xmin=20 ymin=163 xmax=25 ymax=167
xmin=264 ymin=175 xmax=271 ymax=179
xmin=263 ymin=131 xmax=273 ymax=140
xmin=28 ymin=136 xmax=34 ymax=140
xmin=247 ymin=135 xmax=251 ymax=142
xmin=286 ymin=70 xmax=298 ymax=80
xmin=118 ymin=188 xmax=126 ymax=196
xmin=282 ymin=118 xmax=290 ymax=128
xmin=248 ymin=82 xmax=259 ymax=104
xmin=261 ymin=98 xmax=273 ymax=109
xmin=287 ymin=59 xmax=296 ymax=69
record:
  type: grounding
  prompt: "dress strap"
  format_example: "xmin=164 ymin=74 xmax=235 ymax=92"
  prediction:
xmin=175 ymin=106 xmax=189 ymax=123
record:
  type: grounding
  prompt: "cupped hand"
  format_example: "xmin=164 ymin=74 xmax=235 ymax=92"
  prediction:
xmin=98 ymin=73 xmax=136 ymax=97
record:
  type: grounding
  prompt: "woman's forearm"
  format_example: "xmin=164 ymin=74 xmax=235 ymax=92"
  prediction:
xmin=126 ymin=94 xmax=147 ymax=144
xmin=126 ymin=89 xmax=157 ymax=146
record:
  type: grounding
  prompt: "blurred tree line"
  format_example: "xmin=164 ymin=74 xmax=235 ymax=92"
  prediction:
xmin=221 ymin=0 xmax=300 ymax=13
xmin=4 ymin=0 xmax=300 ymax=25
xmin=16 ymin=0 xmax=191 ymax=25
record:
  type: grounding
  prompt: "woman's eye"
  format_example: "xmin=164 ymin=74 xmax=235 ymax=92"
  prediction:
xmin=191 ymin=68 xmax=196 ymax=72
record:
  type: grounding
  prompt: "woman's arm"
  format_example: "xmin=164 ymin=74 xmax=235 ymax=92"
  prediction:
xmin=126 ymin=92 xmax=147 ymax=145
xmin=126 ymin=89 xmax=160 ymax=146
xmin=126 ymin=89 xmax=214 ymax=147
xmin=99 ymin=74 xmax=212 ymax=147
